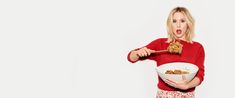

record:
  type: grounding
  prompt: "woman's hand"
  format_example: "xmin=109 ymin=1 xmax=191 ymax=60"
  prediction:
xmin=134 ymin=47 xmax=156 ymax=57
xmin=163 ymin=75 xmax=189 ymax=90
xmin=129 ymin=47 xmax=156 ymax=62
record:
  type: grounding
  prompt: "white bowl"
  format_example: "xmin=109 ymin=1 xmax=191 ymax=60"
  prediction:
xmin=156 ymin=62 xmax=199 ymax=83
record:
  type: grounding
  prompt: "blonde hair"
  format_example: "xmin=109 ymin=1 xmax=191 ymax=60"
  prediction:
xmin=166 ymin=7 xmax=195 ymax=43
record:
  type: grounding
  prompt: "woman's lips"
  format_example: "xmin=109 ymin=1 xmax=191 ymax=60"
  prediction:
xmin=176 ymin=29 xmax=182 ymax=34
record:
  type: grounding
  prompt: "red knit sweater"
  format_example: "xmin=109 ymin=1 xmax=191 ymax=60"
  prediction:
xmin=127 ymin=38 xmax=205 ymax=92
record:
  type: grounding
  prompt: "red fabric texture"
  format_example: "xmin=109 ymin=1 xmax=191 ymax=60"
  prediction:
xmin=127 ymin=38 xmax=205 ymax=92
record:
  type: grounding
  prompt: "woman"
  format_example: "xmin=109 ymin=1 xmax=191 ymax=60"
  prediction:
xmin=127 ymin=7 xmax=205 ymax=98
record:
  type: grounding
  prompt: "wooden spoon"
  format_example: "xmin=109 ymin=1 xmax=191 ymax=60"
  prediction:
xmin=152 ymin=50 xmax=168 ymax=54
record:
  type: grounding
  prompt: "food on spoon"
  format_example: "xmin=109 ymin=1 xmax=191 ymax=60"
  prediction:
xmin=167 ymin=41 xmax=183 ymax=54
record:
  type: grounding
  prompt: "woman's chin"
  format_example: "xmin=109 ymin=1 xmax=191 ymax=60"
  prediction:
xmin=174 ymin=34 xmax=184 ymax=38
xmin=175 ymin=35 xmax=183 ymax=39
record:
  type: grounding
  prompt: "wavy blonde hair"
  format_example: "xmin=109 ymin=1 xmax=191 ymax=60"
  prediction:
xmin=166 ymin=7 xmax=195 ymax=43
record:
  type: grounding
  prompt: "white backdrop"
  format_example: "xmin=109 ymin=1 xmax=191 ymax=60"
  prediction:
xmin=0 ymin=0 xmax=235 ymax=98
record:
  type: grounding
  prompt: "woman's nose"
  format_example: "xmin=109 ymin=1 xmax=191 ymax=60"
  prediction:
xmin=177 ymin=22 xmax=181 ymax=28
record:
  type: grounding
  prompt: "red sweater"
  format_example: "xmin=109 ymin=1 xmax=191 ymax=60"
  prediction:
xmin=127 ymin=38 xmax=205 ymax=92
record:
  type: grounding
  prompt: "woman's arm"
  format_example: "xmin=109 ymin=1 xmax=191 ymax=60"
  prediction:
xmin=127 ymin=39 xmax=162 ymax=63
xmin=128 ymin=47 xmax=156 ymax=63
xmin=186 ymin=77 xmax=200 ymax=89
xmin=164 ymin=76 xmax=201 ymax=90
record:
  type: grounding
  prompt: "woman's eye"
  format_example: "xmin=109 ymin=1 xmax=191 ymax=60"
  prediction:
xmin=181 ymin=20 xmax=185 ymax=23
xmin=173 ymin=20 xmax=177 ymax=23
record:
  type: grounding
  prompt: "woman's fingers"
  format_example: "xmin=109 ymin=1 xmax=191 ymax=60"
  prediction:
xmin=137 ymin=48 xmax=146 ymax=57
xmin=164 ymin=79 xmax=177 ymax=87
xmin=143 ymin=47 xmax=151 ymax=56
xmin=164 ymin=78 xmax=189 ymax=90
xmin=136 ymin=47 xmax=154 ymax=57
xmin=166 ymin=79 xmax=177 ymax=85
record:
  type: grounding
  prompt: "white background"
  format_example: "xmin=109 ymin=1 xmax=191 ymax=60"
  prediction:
xmin=0 ymin=0 xmax=235 ymax=98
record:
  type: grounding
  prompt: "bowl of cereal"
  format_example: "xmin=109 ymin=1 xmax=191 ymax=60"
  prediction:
xmin=156 ymin=62 xmax=199 ymax=83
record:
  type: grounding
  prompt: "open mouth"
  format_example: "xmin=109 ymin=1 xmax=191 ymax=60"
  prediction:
xmin=176 ymin=29 xmax=182 ymax=34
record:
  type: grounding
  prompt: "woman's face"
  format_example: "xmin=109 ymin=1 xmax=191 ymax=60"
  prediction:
xmin=172 ymin=12 xmax=188 ymax=40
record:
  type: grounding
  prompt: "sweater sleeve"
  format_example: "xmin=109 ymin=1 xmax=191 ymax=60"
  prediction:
xmin=127 ymin=38 xmax=163 ymax=63
xmin=195 ymin=45 xmax=205 ymax=85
